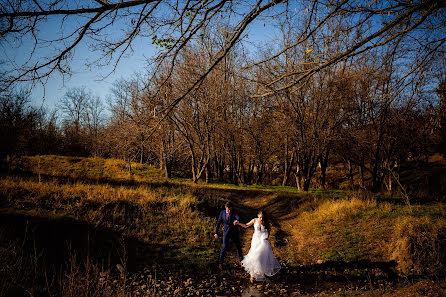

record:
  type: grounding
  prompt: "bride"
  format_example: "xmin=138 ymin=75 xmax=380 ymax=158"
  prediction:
xmin=234 ymin=210 xmax=281 ymax=282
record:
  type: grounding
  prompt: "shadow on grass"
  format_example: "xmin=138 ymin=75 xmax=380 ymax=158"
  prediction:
xmin=0 ymin=211 xmax=216 ymax=275
xmin=270 ymin=260 xmax=399 ymax=294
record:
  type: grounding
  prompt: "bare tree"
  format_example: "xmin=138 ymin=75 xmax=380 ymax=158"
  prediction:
xmin=0 ymin=88 xmax=39 ymax=168
xmin=84 ymin=95 xmax=104 ymax=156
xmin=59 ymin=86 xmax=90 ymax=134
xmin=1 ymin=0 xmax=444 ymax=130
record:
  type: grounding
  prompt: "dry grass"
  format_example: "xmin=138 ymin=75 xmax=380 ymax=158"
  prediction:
xmin=0 ymin=156 xmax=219 ymax=296
xmin=287 ymin=197 xmax=376 ymax=265
xmin=12 ymin=155 xmax=167 ymax=184
xmin=381 ymin=280 xmax=446 ymax=297
xmin=306 ymin=197 xmax=377 ymax=222
xmin=0 ymin=233 xmax=169 ymax=297
xmin=284 ymin=196 xmax=445 ymax=274
xmin=1 ymin=155 xmax=445 ymax=296
xmin=0 ymin=176 xmax=160 ymax=206
xmin=0 ymin=176 xmax=214 ymax=247
xmin=390 ymin=216 xmax=446 ymax=275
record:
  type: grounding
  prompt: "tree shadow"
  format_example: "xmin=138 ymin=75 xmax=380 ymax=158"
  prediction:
xmin=274 ymin=259 xmax=398 ymax=287
xmin=0 ymin=211 xmax=211 ymax=275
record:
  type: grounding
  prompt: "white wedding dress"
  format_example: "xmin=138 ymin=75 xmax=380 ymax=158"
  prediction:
xmin=241 ymin=219 xmax=281 ymax=281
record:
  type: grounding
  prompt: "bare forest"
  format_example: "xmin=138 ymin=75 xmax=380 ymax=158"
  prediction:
xmin=2 ymin=0 xmax=446 ymax=194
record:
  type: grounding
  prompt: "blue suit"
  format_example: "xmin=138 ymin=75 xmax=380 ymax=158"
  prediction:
xmin=215 ymin=210 xmax=243 ymax=264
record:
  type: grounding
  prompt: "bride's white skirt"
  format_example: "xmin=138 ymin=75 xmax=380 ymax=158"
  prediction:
xmin=241 ymin=231 xmax=281 ymax=281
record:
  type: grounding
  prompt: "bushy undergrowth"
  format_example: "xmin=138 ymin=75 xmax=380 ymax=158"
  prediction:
xmin=390 ymin=216 xmax=445 ymax=275
xmin=285 ymin=196 xmax=445 ymax=274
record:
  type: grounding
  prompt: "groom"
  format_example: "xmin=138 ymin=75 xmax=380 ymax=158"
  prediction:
xmin=214 ymin=201 xmax=243 ymax=270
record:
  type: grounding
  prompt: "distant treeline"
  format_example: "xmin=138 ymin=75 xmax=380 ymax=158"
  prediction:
xmin=1 ymin=48 xmax=445 ymax=194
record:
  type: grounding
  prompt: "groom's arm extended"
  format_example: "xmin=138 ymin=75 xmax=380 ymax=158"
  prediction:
xmin=214 ymin=211 xmax=222 ymax=236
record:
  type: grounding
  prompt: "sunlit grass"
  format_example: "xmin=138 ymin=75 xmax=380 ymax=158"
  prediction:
xmin=283 ymin=196 xmax=445 ymax=273
xmin=0 ymin=175 xmax=217 ymax=269
xmin=3 ymin=155 xmax=445 ymax=277
xmin=13 ymin=155 xmax=168 ymax=184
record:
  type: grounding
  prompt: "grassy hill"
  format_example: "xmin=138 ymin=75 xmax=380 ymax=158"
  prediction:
xmin=0 ymin=155 xmax=445 ymax=296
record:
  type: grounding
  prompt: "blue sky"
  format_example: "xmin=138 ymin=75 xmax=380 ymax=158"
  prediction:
xmin=1 ymin=1 xmax=286 ymax=111
xmin=27 ymin=36 xmax=154 ymax=110
xmin=5 ymin=17 xmax=156 ymax=110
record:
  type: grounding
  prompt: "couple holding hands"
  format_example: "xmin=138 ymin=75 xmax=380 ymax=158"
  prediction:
xmin=214 ymin=201 xmax=281 ymax=282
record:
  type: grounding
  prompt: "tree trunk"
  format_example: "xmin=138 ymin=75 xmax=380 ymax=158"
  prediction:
xmin=385 ymin=165 xmax=392 ymax=193
xmin=231 ymin=152 xmax=238 ymax=185
xmin=303 ymin=177 xmax=311 ymax=191
xmin=140 ymin=142 xmax=144 ymax=164
xmin=159 ymin=146 xmax=164 ymax=171
xmin=282 ymin=172 xmax=289 ymax=187
xmin=282 ymin=138 xmax=294 ymax=186
xmin=166 ymin=162 xmax=172 ymax=179
xmin=282 ymin=151 xmax=295 ymax=187
xmin=319 ymin=150 xmax=329 ymax=189
xmin=301 ymin=157 xmax=311 ymax=191
xmin=294 ymin=166 xmax=302 ymax=191
xmin=191 ymin=153 xmax=197 ymax=183
xmin=360 ymin=162 xmax=365 ymax=189
xmin=237 ymin=154 xmax=244 ymax=185
xmin=246 ymin=163 xmax=254 ymax=184
xmin=371 ymin=171 xmax=382 ymax=192
xmin=348 ymin=160 xmax=354 ymax=189
xmin=214 ymin=152 xmax=220 ymax=180
xmin=257 ymin=163 xmax=264 ymax=185
xmin=128 ymin=157 xmax=132 ymax=175
xmin=205 ymin=164 xmax=209 ymax=184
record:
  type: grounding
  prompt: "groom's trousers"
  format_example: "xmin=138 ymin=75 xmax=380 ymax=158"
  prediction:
xmin=219 ymin=231 xmax=243 ymax=264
